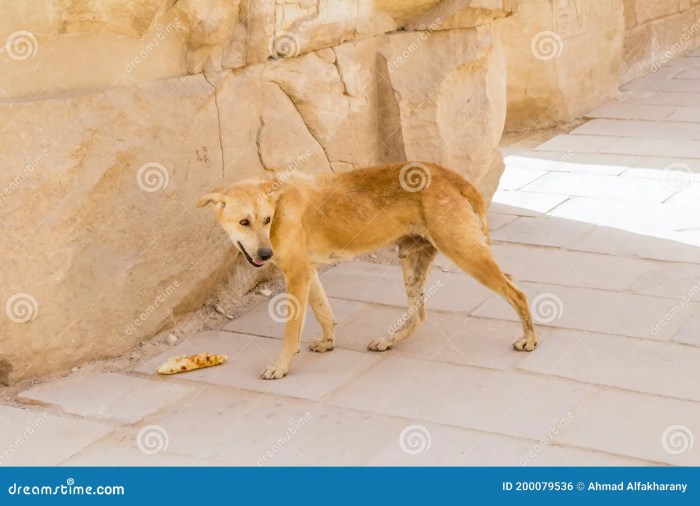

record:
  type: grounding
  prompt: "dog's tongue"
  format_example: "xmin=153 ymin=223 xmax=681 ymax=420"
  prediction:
xmin=253 ymin=259 xmax=266 ymax=266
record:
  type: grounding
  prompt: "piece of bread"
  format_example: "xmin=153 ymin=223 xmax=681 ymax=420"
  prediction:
xmin=156 ymin=353 xmax=228 ymax=375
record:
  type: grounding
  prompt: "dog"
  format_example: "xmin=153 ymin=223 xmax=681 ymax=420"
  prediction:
xmin=197 ymin=162 xmax=537 ymax=379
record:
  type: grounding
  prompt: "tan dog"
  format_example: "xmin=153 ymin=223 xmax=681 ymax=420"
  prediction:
xmin=197 ymin=162 xmax=537 ymax=380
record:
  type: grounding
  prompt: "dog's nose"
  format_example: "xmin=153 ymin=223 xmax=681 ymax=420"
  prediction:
xmin=258 ymin=248 xmax=273 ymax=261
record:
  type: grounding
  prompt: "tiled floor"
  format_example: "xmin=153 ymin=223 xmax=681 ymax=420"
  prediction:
xmin=3 ymin=49 xmax=700 ymax=467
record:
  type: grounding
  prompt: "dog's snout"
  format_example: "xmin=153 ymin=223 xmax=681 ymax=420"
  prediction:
xmin=258 ymin=248 xmax=273 ymax=261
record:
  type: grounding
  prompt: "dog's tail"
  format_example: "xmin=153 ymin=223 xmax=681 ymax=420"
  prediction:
xmin=459 ymin=183 xmax=492 ymax=244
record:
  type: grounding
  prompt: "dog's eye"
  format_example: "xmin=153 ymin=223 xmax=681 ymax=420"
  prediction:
xmin=239 ymin=219 xmax=250 ymax=226
xmin=263 ymin=217 xmax=271 ymax=225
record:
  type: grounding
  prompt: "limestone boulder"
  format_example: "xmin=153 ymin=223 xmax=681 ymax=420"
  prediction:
xmin=0 ymin=75 xmax=254 ymax=384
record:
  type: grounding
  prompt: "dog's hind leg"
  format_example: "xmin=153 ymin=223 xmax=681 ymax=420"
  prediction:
xmin=368 ymin=237 xmax=437 ymax=351
xmin=308 ymin=272 xmax=338 ymax=353
xmin=427 ymin=207 xmax=538 ymax=352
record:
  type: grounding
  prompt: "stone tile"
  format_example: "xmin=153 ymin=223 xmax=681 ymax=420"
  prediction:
xmin=508 ymin=152 xmax=645 ymax=175
xmin=585 ymin=103 xmax=676 ymax=121
xmin=630 ymin=262 xmax=700 ymax=299
xmin=671 ymin=309 xmax=700 ymax=347
xmin=472 ymin=281 xmax=695 ymax=341
xmin=491 ymin=190 xmax=568 ymax=215
xmin=621 ymin=78 xmax=700 ymax=94
xmin=223 ymin=297 xmax=363 ymax=342
xmin=368 ymin=421 xmax=646 ymax=466
xmin=521 ymin=172 xmax=673 ymax=202
xmin=664 ymin=56 xmax=700 ymax=67
xmin=335 ymin=304 xmax=539 ymax=370
xmin=135 ymin=386 xmax=402 ymax=465
xmin=486 ymin=211 xmax=518 ymax=230
xmin=62 ymin=443 xmax=223 ymax=466
xmin=488 ymin=243 xmax=652 ymax=292
xmin=570 ymin=225 xmax=700 ymax=264
xmin=556 ymin=389 xmax=700 ymax=465
xmin=319 ymin=261 xmax=492 ymax=313
xmin=602 ymin=138 xmax=700 ymax=158
xmin=18 ymin=372 xmax=193 ymax=424
xmin=547 ymin=197 xmax=700 ymax=234
xmin=675 ymin=69 xmax=700 ymax=79
xmin=619 ymin=89 xmax=700 ymax=107
xmin=0 ymin=405 xmax=114 ymax=465
xmin=491 ymin=216 xmax=593 ymax=248
xmin=571 ymin=118 xmax=700 ymax=139
xmin=517 ymin=329 xmax=700 ymax=402
xmin=135 ymin=331 xmax=382 ymax=402
xmin=328 ymin=356 xmax=596 ymax=441
xmin=436 ymin=244 xmax=651 ymax=292
xmin=669 ymin=106 xmax=700 ymax=122
xmin=645 ymin=228 xmax=700 ymax=248
xmin=534 ymin=134 xmax=621 ymax=153
xmin=497 ymin=167 xmax=547 ymax=190
xmin=646 ymin=67 xmax=685 ymax=79
xmin=621 ymin=159 xmax=700 ymax=179
xmin=665 ymin=182 xmax=700 ymax=207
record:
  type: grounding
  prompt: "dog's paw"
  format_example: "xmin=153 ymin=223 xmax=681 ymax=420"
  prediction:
xmin=513 ymin=336 xmax=537 ymax=352
xmin=260 ymin=363 xmax=288 ymax=380
xmin=309 ymin=339 xmax=334 ymax=353
xmin=367 ymin=338 xmax=393 ymax=352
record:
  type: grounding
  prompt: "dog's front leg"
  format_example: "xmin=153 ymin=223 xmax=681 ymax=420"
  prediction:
xmin=260 ymin=268 xmax=311 ymax=380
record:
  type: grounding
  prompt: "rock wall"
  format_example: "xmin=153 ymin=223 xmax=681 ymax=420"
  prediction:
xmin=502 ymin=0 xmax=700 ymax=131
xmin=0 ymin=1 xmax=511 ymax=385
xmin=502 ymin=0 xmax=626 ymax=130
xmin=623 ymin=0 xmax=700 ymax=82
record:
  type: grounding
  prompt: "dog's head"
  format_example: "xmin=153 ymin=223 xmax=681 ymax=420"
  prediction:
xmin=197 ymin=181 xmax=277 ymax=268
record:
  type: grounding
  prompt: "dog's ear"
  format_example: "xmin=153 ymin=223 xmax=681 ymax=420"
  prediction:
xmin=196 ymin=192 xmax=227 ymax=209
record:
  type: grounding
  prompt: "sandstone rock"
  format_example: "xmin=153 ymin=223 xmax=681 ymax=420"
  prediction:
xmin=0 ymin=74 xmax=259 ymax=383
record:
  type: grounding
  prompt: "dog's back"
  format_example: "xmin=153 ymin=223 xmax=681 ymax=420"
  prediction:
xmin=277 ymin=162 xmax=489 ymax=257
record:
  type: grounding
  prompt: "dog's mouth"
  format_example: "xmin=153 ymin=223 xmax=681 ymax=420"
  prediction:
xmin=237 ymin=242 xmax=267 ymax=268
